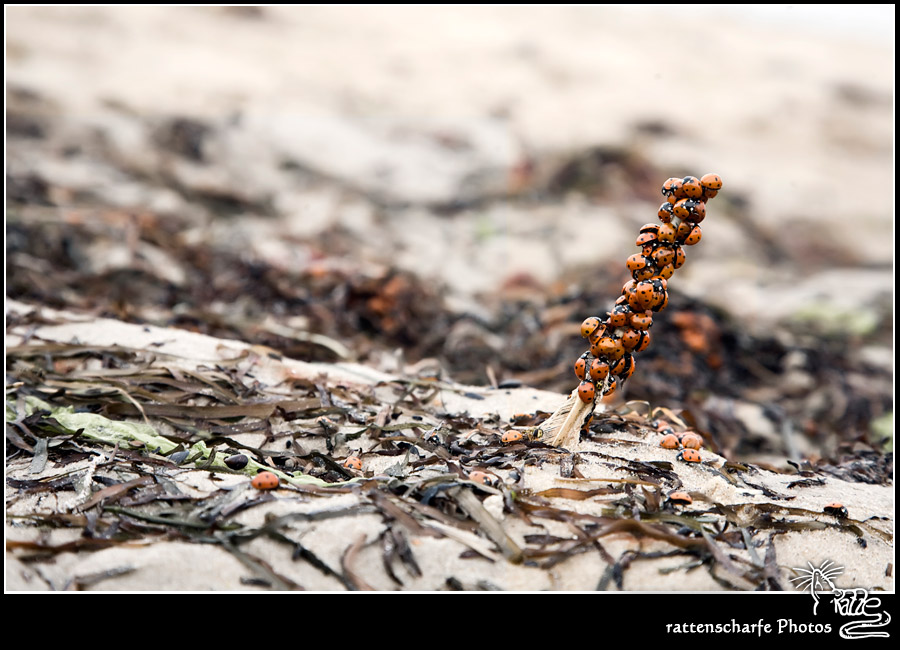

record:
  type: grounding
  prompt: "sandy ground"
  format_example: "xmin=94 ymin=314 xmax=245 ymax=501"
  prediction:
xmin=5 ymin=6 xmax=894 ymax=592
xmin=5 ymin=301 xmax=894 ymax=592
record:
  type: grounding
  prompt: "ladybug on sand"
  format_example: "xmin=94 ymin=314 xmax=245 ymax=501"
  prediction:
xmin=660 ymin=433 xmax=680 ymax=450
xmin=251 ymin=470 xmax=280 ymax=490
xmin=680 ymin=432 xmax=703 ymax=450
xmin=677 ymin=449 xmax=702 ymax=463
xmin=667 ymin=491 xmax=693 ymax=506
xmin=343 ymin=456 xmax=363 ymax=471
xmin=501 ymin=430 xmax=526 ymax=445
xmin=824 ymin=503 xmax=848 ymax=519
xmin=469 ymin=470 xmax=497 ymax=487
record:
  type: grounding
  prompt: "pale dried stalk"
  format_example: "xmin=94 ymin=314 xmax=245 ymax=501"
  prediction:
xmin=535 ymin=387 xmax=603 ymax=449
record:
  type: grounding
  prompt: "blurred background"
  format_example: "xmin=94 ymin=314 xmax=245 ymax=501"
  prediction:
xmin=6 ymin=6 xmax=894 ymax=469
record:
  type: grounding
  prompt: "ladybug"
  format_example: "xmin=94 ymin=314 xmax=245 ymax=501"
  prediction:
xmin=630 ymin=311 xmax=653 ymax=330
xmin=588 ymin=324 xmax=606 ymax=344
xmin=574 ymin=355 xmax=589 ymax=381
xmin=608 ymin=304 xmax=633 ymax=328
xmin=611 ymin=353 xmax=633 ymax=375
xmin=662 ymin=177 xmax=683 ymax=202
xmin=468 ymin=470 xmax=497 ymax=487
xmin=635 ymin=231 xmax=658 ymax=247
xmin=667 ymin=490 xmax=693 ymax=506
xmin=656 ymin=419 xmax=676 ymax=435
xmin=251 ymin=471 xmax=280 ymax=490
xmin=632 ymin=266 xmax=656 ymax=282
xmin=656 ymin=263 xmax=675 ymax=280
xmin=607 ymin=310 xmax=628 ymax=329
xmin=672 ymin=245 xmax=686 ymax=269
xmin=824 ymin=503 xmax=848 ymax=519
xmin=660 ymin=433 xmax=680 ymax=449
xmin=658 ymin=202 xmax=675 ymax=223
xmin=675 ymin=219 xmax=694 ymax=240
xmin=652 ymin=246 xmax=675 ymax=268
xmin=677 ymin=449 xmax=702 ymax=463
xmin=681 ymin=176 xmax=703 ymax=200
xmin=686 ymin=199 xmax=706 ymax=223
xmin=700 ymin=173 xmax=723 ymax=191
xmin=343 ymin=456 xmax=363 ymax=470
xmin=615 ymin=354 xmax=636 ymax=381
xmin=620 ymin=328 xmax=642 ymax=351
xmin=501 ymin=430 xmax=526 ymax=444
xmin=577 ymin=380 xmax=596 ymax=403
xmin=657 ymin=223 xmax=677 ymax=244
xmin=581 ymin=316 xmax=602 ymax=339
xmin=589 ymin=358 xmax=610 ymax=381
xmin=595 ymin=336 xmax=625 ymax=361
xmin=648 ymin=278 xmax=668 ymax=312
xmin=680 ymin=432 xmax=703 ymax=450
xmin=672 ymin=198 xmax=692 ymax=221
xmin=682 ymin=224 xmax=702 ymax=246
xmin=632 ymin=281 xmax=656 ymax=310
xmin=635 ymin=329 xmax=651 ymax=352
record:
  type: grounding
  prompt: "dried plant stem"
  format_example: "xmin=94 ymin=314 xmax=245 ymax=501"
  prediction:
xmin=536 ymin=388 xmax=602 ymax=449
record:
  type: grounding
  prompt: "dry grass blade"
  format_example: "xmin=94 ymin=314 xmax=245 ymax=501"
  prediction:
xmin=221 ymin=539 xmax=303 ymax=591
xmin=341 ymin=534 xmax=376 ymax=591
xmin=449 ymin=486 xmax=523 ymax=564
xmin=79 ymin=476 xmax=155 ymax=511
xmin=536 ymin=388 xmax=600 ymax=449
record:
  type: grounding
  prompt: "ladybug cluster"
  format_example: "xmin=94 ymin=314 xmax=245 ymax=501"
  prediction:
xmin=657 ymin=420 xmax=704 ymax=451
xmin=574 ymin=173 xmax=723 ymax=405
xmin=656 ymin=419 xmax=706 ymax=463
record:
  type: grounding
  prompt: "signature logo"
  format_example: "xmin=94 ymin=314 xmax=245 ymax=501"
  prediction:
xmin=791 ymin=560 xmax=891 ymax=639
